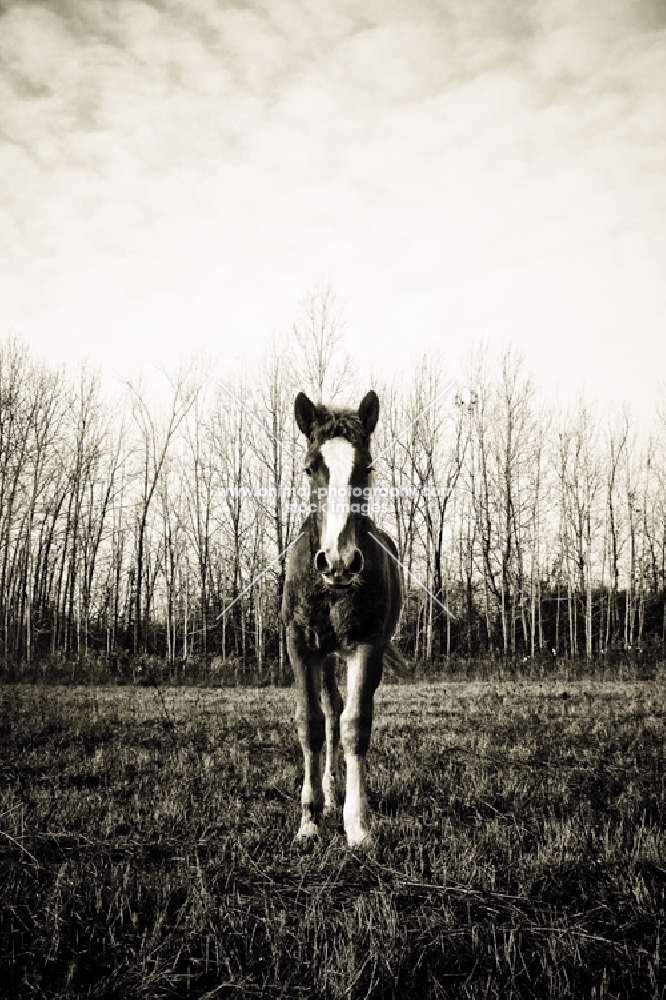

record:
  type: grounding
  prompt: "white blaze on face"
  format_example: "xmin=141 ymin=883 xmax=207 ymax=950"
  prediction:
xmin=320 ymin=438 xmax=354 ymax=561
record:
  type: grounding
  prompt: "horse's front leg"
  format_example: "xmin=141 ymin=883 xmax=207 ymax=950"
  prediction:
xmin=321 ymin=653 xmax=343 ymax=814
xmin=287 ymin=625 xmax=325 ymax=841
xmin=341 ymin=642 xmax=383 ymax=847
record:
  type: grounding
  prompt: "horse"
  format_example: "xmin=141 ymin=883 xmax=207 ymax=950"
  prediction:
xmin=282 ymin=390 xmax=403 ymax=846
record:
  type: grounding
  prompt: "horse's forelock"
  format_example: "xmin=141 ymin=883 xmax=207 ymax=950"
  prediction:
xmin=311 ymin=411 xmax=368 ymax=450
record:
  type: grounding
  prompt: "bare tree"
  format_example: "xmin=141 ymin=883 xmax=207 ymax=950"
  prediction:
xmin=488 ymin=348 xmax=535 ymax=656
xmin=127 ymin=368 xmax=197 ymax=655
xmin=471 ymin=353 xmax=498 ymax=653
xmin=407 ymin=355 xmax=464 ymax=661
xmin=604 ymin=412 xmax=629 ymax=651
xmin=251 ymin=337 xmax=301 ymax=680
xmin=455 ymin=384 xmax=479 ymax=658
xmin=183 ymin=374 xmax=217 ymax=661
xmin=210 ymin=369 xmax=255 ymax=672
xmin=655 ymin=383 xmax=666 ymax=646
xmin=292 ymin=280 xmax=352 ymax=404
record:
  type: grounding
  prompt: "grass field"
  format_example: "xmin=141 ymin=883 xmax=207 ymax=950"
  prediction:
xmin=0 ymin=679 xmax=664 ymax=999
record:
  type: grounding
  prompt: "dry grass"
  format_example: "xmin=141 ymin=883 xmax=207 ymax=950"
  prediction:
xmin=0 ymin=680 xmax=664 ymax=998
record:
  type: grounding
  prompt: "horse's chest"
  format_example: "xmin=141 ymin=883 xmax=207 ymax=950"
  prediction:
xmin=329 ymin=601 xmax=355 ymax=647
xmin=310 ymin=592 xmax=383 ymax=651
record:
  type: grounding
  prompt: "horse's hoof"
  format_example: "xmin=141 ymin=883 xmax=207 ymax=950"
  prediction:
xmin=323 ymin=795 xmax=339 ymax=817
xmin=295 ymin=820 xmax=320 ymax=843
xmin=347 ymin=834 xmax=375 ymax=852
xmin=344 ymin=823 xmax=374 ymax=849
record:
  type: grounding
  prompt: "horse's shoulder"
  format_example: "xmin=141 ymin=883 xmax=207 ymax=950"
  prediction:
xmin=282 ymin=521 xmax=315 ymax=623
xmin=367 ymin=524 xmax=400 ymax=568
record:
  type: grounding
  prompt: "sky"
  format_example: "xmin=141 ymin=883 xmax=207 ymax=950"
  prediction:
xmin=1 ymin=0 xmax=665 ymax=426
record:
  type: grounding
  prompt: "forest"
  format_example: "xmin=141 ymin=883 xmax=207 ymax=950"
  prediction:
xmin=1 ymin=295 xmax=664 ymax=682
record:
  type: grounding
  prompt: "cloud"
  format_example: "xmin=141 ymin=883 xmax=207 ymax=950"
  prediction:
xmin=0 ymin=0 xmax=664 ymax=422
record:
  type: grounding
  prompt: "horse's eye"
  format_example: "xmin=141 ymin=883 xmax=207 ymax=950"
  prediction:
xmin=304 ymin=466 xmax=312 ymax=477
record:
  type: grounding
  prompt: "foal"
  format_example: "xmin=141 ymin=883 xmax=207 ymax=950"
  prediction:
xmin=282 ymin=390 xmax=402 ymax=846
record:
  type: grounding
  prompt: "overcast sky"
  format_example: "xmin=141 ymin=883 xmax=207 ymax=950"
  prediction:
xmin=1 ymin=0 xmax=664 ymax=425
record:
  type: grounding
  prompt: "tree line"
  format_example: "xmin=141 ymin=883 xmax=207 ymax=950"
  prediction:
xmin=1 ymin=311 xmax=664 ymax=682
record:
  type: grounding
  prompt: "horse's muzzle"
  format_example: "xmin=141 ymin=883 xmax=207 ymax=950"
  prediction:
xmin=315 ymin=547 xmax=364 ymax=586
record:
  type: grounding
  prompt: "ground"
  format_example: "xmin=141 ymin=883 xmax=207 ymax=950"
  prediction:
xmin=0 ymin=680 xmax=664 ymax=999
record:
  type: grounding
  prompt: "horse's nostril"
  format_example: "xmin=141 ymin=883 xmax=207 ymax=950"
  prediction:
xmin=349 ymin=549 xmax=364 ymax=575
xmin=315 ymin=550 xmax=330 ymax=573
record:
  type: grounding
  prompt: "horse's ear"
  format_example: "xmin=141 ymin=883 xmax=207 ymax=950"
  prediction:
xmin=358 ymin=390 xmax=379 ymax=436
xmin=294 ymin=392 xmax=317 ymax=437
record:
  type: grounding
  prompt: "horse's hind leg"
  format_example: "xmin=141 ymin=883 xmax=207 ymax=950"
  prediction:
xmin=321 ymin=653 xmax=343 ymax=814
xmin=341 ymin=643 xmax=382 ymax=846
xmin=288 ymin=625 xmax=325 ymax=841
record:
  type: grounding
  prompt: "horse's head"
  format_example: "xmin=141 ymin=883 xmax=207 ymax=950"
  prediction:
xmin=294 ymin=390 xmax=379 ymax=589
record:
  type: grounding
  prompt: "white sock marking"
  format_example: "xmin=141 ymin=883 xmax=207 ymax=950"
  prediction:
xmin=341 ymin=647 xmax=372 ymax=845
